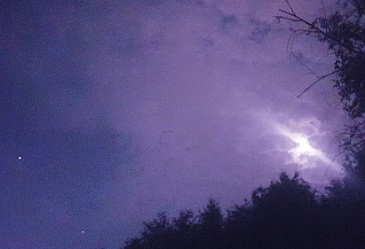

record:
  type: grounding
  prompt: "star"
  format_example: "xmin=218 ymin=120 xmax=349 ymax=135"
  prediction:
xmin=18 ymin=156 xmax=22 ymax=160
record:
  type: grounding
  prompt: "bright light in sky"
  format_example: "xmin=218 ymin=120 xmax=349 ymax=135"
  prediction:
xmin=288 ymin=133 xmax=321 ymax=163
xmin=273 ymin=122 xmax=340 ymax=170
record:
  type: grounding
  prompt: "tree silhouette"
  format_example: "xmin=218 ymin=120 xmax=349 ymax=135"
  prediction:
xmin=250 ymin=172 xmax=318 ymax=249
xmin=123 ymin=172 xmax=343 ymax=249
xmin=318 ymin=178 xmax=365 ymax=249
xmin=124 ymin=212 xmax=174 ymax=249
xmin=277 ymin=0 xmax=365 ymax=181
xmin=171 ymin=210 xmax=198 ymax=249
xmin=224 ymin=200 xmax=254 ymax=249
xmin=277 ymin=0 xmax=365 ymax=117
xmin=121 ymin=170 xmax=365 ymax=249
xmin=196 ymin=199 xmax=223 ymax=249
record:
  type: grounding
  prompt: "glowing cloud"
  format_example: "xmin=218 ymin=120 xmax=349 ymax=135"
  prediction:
xmin=274 ymin=122 xmax=340 ymax=170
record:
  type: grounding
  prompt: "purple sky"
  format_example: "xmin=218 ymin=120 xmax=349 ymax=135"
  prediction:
xmin=0 ymin=0 xmax=349 ymax=248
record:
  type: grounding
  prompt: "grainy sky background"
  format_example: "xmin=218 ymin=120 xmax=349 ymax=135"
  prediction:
xmin=0 ymin=0 xmax=349 ymax=248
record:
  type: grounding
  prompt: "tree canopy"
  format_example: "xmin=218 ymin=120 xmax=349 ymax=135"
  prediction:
xmin=121 ymin=172 xmax=365 ymax=249
xmin=278 ymin=0 xmax=365 ymax=118
xmin=277 ymin=0 xmax=365 ymax=180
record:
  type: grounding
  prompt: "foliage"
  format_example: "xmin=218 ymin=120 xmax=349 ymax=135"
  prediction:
xmin=251 ymin=172 xmax=318 ymax=249
xmin=278 ymin=0 xmax=365 ymax=118
xmin=277 ymin=0 xmax=365 ymax=180
xmin=315 ymin=1 xmax=365 ymax=119
xmin=122 ymin=172 xmax=365 ymax=249
xmin=319 ymin=177 xmax=365 ymax=249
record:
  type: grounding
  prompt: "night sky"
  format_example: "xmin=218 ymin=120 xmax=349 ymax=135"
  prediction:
xmin=0 ymin=0 xmax=349 ymax=248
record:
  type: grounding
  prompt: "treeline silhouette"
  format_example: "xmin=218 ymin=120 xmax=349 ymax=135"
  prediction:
xmin=122 ymin=172 xmax=365 ymax=249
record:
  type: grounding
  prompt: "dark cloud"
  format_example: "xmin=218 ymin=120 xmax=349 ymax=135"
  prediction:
xmin=248 ymin=18 xmax=271 ymax=44
xmin=196 ymin=36 xmax=214 ymax=48
xmin=221 ymin=14 xmax=239 ymax=32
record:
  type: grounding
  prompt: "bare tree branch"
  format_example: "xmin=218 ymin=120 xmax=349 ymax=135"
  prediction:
xmin=297 ymin=71 xmax=338 ymax=97
xmin=285 ymin=0 xmax=296 ymax=15
xmin=276 ymin=8 xmax=365 ymax=56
